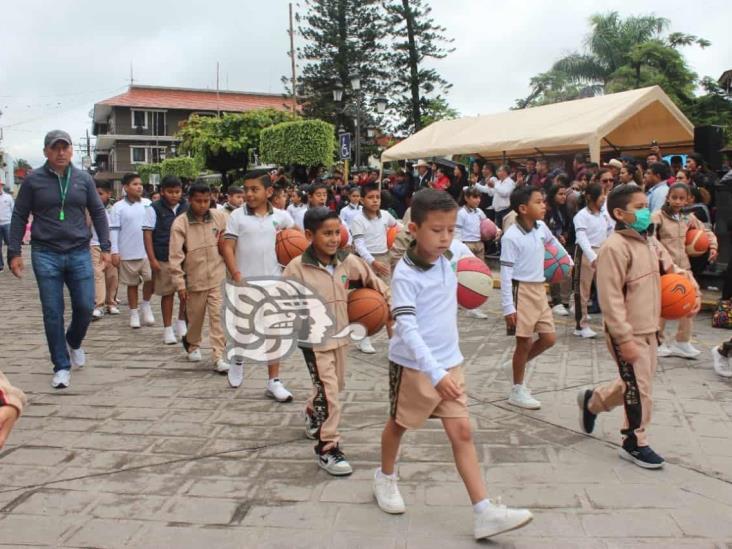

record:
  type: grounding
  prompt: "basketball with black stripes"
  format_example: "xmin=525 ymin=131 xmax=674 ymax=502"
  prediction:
xmin=347 ymin=288 xmax=389 ymax=336
xmin=661 ymin=273 xmax=697 ymax=320
xmin=275 ymin=229 xmax=309 ymax=266
xmin=456 ymin=256 xmax=493 ymax=309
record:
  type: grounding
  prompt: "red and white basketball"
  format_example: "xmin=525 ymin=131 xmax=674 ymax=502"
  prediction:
xmin=480 ymin=218 xmax=498 ymax=241
xmin=685 ymin=229 xmax=709 ymax=257
xmin=456 ymin=256 xmax=493 ymax=309
xmin=339 ymin=224 xmax=350 ymax=248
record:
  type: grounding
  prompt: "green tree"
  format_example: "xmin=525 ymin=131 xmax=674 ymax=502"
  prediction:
xmin=260 ymin=119 xmax=336 ymax=168
xmin=384 ymin=0 xmax=455 ymax=134
xmin=687 ymin=77 xmax=732 ymax=142
xmin=160 ymin=157 xmax=202 ymax=182
xmin=419 ymin=97 xmax=460 ymax=128
xmin=13 ymin=158 xmax=33 ymax=171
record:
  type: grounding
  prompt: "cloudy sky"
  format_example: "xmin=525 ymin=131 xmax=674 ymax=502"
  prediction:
xmin=1 ymin=0 xmax=730 ymax=168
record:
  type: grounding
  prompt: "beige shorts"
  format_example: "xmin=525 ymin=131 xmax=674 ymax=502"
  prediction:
xmin=389 ymin=363 xmax=469 ymax=429
xmin=512 ymin=280 xmax=555 ymax=338
xmin=119 ymin=258 xmax=152 ymax=287
xmin=153 ymin=261 xmax=177 ymax=296
xmin=464 ymin=241 xmax=485 ymax=260
xmin=372 ymin=252 xmax=392 ymax=282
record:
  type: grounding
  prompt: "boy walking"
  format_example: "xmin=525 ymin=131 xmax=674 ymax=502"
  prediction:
xmin=168 ymin=183 xmax=228 ymax=371
xmin=501 ymin=187 xmax=570 ymax=410
xmin=373 ymin=189 xmax=532 ymax=540
xmin=143 ymin=175 xmax=188 ymax=344
xmin=90 ymin=181 xmax=119 ymax=319
xmin=110 ymin=173 xmax=155 ymax=329
xmin=284 ymin=207 xmax=389 ymax=475
xmin=577 ymin=184 xmax=700 ymax=468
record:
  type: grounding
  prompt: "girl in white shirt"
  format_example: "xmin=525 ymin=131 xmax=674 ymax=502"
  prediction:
xmin=287 ymin=187 xmax=308 ymax=230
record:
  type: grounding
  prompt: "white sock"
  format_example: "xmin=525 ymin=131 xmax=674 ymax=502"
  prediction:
xmin=141 ymin=300 xmax=150 ymax=308
xmin=473 ymin=499 xmax=491 ymax=513
xmin=376 ymin=467 xmax=397 ymax=480
xmin=130 ymin=308 xmax=139 ymax=313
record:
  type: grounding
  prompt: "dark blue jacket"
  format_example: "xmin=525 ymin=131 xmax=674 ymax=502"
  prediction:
xmin=150 ymin=199 xmax=188 ymax=261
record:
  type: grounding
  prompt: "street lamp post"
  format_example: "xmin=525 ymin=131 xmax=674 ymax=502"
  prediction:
xmin=349 ymin=71 xmax=362 ymax=169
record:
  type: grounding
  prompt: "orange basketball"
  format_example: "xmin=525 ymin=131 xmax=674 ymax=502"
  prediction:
xmin=661 ymin=273 xmax=697 ymax=320
xmin=685 ymin=228 xmax=709 ymax=257
xmin=339 ymin=224 xmax=350 ymax=248
xmin=347 ymin=288 xmax=389 ymax=336
xmin=275 ymin=229 xmax=309 ymax=266
xmin=386 ymin=225 xmax=399 ymax=249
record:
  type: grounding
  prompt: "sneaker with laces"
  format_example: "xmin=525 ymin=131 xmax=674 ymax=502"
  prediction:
xmin=140 ymin=302 xmax=155 ymax=326
xmin=67 ymin=345 xmax=86 ymax=369
xmin=304 ymin=411 xmax=319 ymax=440
xmin=711 ymin=347 xmax=732 ymax=378
xmin=373 ymin=468 xmax=406 ymax=514
xmin=552 ymin=303 xmax=569 ymax=316
xmin=507 ymin=384 xmax=541 ymax=410
xmin=358 ymin=336 xmax=376 ymax=354
xmin=92 ymin=307 xmax=105 ymax=320
xmin=619 ymin=440 xmax=665 ymax=469
xmin=474 ymin=500 xmax=533 ymax=540
xmin=175 ymin=319 xmax=187 ymax=339
xmin=573 ymin=326 xmax=597 ymax=339
xmin=214 ymin=358 xmax=230 ymax=374
xmin=130 ymin=309 xmax=141 ymax=329
xmin=51 ymin=369 xmax=71 ymax=389
xmin=107 ymin=304 xmax=120 ymax=315
xmin=669 ymin=341 xmax=701 ymax=359
xmin=656 ymin=343 xmax=674 ymax=357
xmin=576 ymin=389 xmax=596 ymax=434
xmin=317 ymin=445 xmax=353 ymax=476
xmin=188 ymin=349 xmax=202 ymax=362
xmin=228 ymin=361 xmax=244 ymax=388
xmin=466 ymin=309 xmax=488 ymax=319
xmin=163 ymin=326 xmax=177 ymax=345
xmin=266 ymin=378 xmax=293 ymax=402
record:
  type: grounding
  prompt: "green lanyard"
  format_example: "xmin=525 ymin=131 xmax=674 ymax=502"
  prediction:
xmin=57 ymin=168 xmax=71 ymax=221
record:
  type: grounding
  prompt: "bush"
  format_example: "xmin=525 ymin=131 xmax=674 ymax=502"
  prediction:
xmin=160 ymin=157 xmax=202 ymax=181
xmin=259 ymin=119 xmax=336 ymax=168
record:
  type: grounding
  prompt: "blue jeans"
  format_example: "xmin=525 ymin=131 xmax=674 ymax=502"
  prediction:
xmin=0 ymin=224 xmax=9 ymax=269
xmin=31 ymin=247 xmax=95 ymax=372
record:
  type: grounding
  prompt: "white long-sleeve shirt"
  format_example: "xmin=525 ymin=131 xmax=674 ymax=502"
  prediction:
xmin=573 ymin=207 xmax=612 ymax=263
xmin=0 ymin=193 xmax=15 ymax=225
xmin=350 ymin=209 xmax=397 ymax=264
xmin=487 ymin=177 xmax=515 ymax=212
xmin=456 ymin=205 xmax=486 ymax=242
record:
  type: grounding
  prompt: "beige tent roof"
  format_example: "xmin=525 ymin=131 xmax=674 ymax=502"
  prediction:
xmin=381 ymin=86 xmax=694 ymax=163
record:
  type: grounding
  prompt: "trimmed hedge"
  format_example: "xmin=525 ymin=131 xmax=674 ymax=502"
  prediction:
xmin=259 ymin=119 xmax=335 ymax=168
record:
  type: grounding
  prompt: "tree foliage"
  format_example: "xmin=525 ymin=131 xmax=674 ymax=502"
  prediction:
xmin=160 ymin=157 xmax=202 ymax=181
xmin=687 ymin=78 xmax=732 ymax=142
xmin=260 ymin=119 xmax=336 ymax=167
xmin=13 ymin=158 xmax=33 ymax=170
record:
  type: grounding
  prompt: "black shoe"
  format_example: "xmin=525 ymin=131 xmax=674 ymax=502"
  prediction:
xmin=619 ymin=441 xmax=665 ymax=469
xmin=577 ymin=389 xmax=596 ymax=434
xmin=181 ymin=334 xmax=191 ymax=353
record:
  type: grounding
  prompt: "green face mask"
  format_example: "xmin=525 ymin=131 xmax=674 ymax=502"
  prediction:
xmin=625 ymin=207 xmax=651 ymax=232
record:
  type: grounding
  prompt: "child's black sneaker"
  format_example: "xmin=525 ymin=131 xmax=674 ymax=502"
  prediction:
xmin=619 ymin=440 xmax=665 ymax=469
xmin=316 ymin=444 xmax=353 ymax=476
xmin=304 ymin=411 xmax=318 ymax=440
xmin=576 ymin=389 xmax=596 ymax=434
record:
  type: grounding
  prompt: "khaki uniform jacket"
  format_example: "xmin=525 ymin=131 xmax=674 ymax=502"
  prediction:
xmin=596 ymin=226 xmax=686 ymax=344
xmin=651 ymin=209 xmax=718 ymax=270
xmin=283 ymin=247 xmax=391 ymax=352
xmin=0 ymin=370 xmax=27 ymax=416
xmin=169 ymin=209 xmax=227 ymax=292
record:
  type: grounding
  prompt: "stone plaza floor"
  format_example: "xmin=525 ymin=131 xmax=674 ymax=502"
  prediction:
xmin=0 ymin=270 xmax=731 ymax=548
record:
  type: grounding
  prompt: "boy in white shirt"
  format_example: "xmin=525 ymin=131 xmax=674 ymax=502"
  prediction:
xmin=110 ymin=173 xmax=155 ymax=329
xmin=90 ymin=181 xmax=119 ymax=319
xmin=373 ymin=189 xmax=532 ymax=541
xmin=500 ymin=186 xmax=571 ymax=410
xmin=350 ymin=182 xmax=398 ymax=354
xmin=338 ymin=186 xmax=362 ymax=227
xmin=222 ymin=170 xmax=296 ymax=400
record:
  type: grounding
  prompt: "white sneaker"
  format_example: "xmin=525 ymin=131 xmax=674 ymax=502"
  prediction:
xmin=552 ymin=304 xmax=569 ymax=316
xmin=107 ymin=304 xmax=121 ymax=315
xmin=657 ymin=343 xmax=674 ymax=357
xmin=266 ymin=378 xmax=293 ymax=402
xmin=130 ymin=309 xmax=141 ymax=329
xmin=175 ymin=319 xmax=187 ymax=339
xmin=358 ymin=337 xmax=376 ymax=354
xmin=188 ymin=349 xmax=202 ymax=362
xmin=67 ymin=345 xmax=86 ymax=369
xmin=304 ymin=411 xmax=319 ymax=440
xmin=163 ymin=326 xmax=177 ymax=345
xmin=573 ymin=326 xmax=597 ymax=339
xmin=474 ymin=500 xmax=533 ymax=540
xmin=317 ymin=446 xmax=353 ymax=476
xmin=466 ymin=309 xmax=489 ymax=319
xmin=373 ymin=469 xmax=406 ymax=514
xmin=215 ymin=358 xmax=230 ymax=374
xmin=669 ymin=341 xmax=701 ymax=359
xmin=92 ymin=307 xmax=105 ymax=320
xmin=51 ymin=369 xmax=71 ymax=389
xmin=711 ymin=347 xmax=732 ymax=378
xmin=140 ymin=302 xmax=155 ymax=326
xmin=507 ymin=384 xmax=541 ymax=410
xmin=228 ymin=361 xmax=244 ymax=388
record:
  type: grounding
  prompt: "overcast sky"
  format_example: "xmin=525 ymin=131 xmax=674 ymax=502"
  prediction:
xmin=1 ymin=0 xmax=730 ymax=168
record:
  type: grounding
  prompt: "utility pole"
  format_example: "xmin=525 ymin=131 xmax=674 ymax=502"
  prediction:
xmin=288 ymin=3 xmax=298 ymax=114
xmin=216 ymin=62 xmax=221 ymax=117
xmin=129 ymin=62 xmax=134 ymax=87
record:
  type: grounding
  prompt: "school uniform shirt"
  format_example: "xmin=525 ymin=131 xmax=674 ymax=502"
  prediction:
xmin=350 ymin=209 xmax=398 ymax=264
xmin=600 ymin=201 xmax=616 ymax=232
xmin=109 ymin=198 xmax=152 ymax=260
xmin=0 ymin=193 xmax=15 ymax=225
xmin=573 ymin=207 xmax=612 ymax=263
xmin=287 ymin=203 xmax=307 ymax=230
xmin=389 ymin=239 xmax=473 ymax=386
xmin=224 ymin=204 xmax=294 ymax=278
xmin=338 ymin=203 xmax=362 ymax=227
xmin=500 ymin=220 xmax=569 ymax=316
xmin=90 ymin=203 xmax=113 ymax=247
xmin=169 ymin=209 xmax=227 ymax=292
xmin=456 ymin=205 xmax=486 ymax=242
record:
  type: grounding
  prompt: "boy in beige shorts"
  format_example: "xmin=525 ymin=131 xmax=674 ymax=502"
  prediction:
xmin=500 ymin=186 xmax=571 ymax=410
xmin=373 ymin=189 xmax=532 ymax=541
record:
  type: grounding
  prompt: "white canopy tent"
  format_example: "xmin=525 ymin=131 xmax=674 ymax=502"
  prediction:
xmin=381 ymin=86 xmax=694 ymax=164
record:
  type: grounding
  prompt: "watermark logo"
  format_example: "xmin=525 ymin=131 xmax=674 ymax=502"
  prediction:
xmin=224 ymin=277 xmax=367 ymax=363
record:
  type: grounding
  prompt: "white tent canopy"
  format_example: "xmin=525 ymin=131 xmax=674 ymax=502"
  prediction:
xmin=381 ymin=86 xmax=694 ymax=163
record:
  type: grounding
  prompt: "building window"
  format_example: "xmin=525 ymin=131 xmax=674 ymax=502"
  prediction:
xmin=131 ymin=146 xmax=146 ymax=164
xmin=150 ymin=147 xmax=165 ymax=163
xmin=150 ymin=111 xmax=166 ymax=135
xmin=131 ymin=109 xmax=147 ymax=129
xmin=130 ymin=146 xmax=167 ymax=165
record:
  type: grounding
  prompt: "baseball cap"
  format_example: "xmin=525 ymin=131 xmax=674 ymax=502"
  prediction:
xmin=44 ymin=130 xmax=72 ymax=148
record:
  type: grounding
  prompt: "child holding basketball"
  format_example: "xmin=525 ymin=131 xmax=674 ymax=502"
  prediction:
xmin=500 ymin=186 xmax=569 ymax=410
xmin=653 ymin=183 xmax=718 ymax=359
xmin=577 ymin=184 xmax=700 ymax=469
xmin=350 ymin=182 xmax=398 ymax=354
xmin=374 ymin=189 xmax=532 ymax=541
xmin=457 ymin=187 xmax=490 ymax=319
xmin=572 ymin=183 xmax=612 ymax=339
xmin=222 ymin=169 xmax=296 ymax=397
xmin=283 ymin=207 xmax=389 ymax=476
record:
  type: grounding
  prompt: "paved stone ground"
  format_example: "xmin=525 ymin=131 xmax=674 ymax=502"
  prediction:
xmin=1 ymin=269 xmax=732 ymax=548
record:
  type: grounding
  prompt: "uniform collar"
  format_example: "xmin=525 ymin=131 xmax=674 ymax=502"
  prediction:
xmin=245 ymin=203 xmax=274 ymax=216
xmin=514 ymin=218 xmax=539 ymax=234
xmin=404 ymin=240 xmax=453 ymax=271
xmin=186 ymin=209 xmax=213 ymax=224
xmin=301 ymin=245 xmax=349 ymax=267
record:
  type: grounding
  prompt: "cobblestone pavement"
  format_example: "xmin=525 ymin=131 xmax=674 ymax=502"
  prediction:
xmin=1 ymin=270 xmax=731 ymax=548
